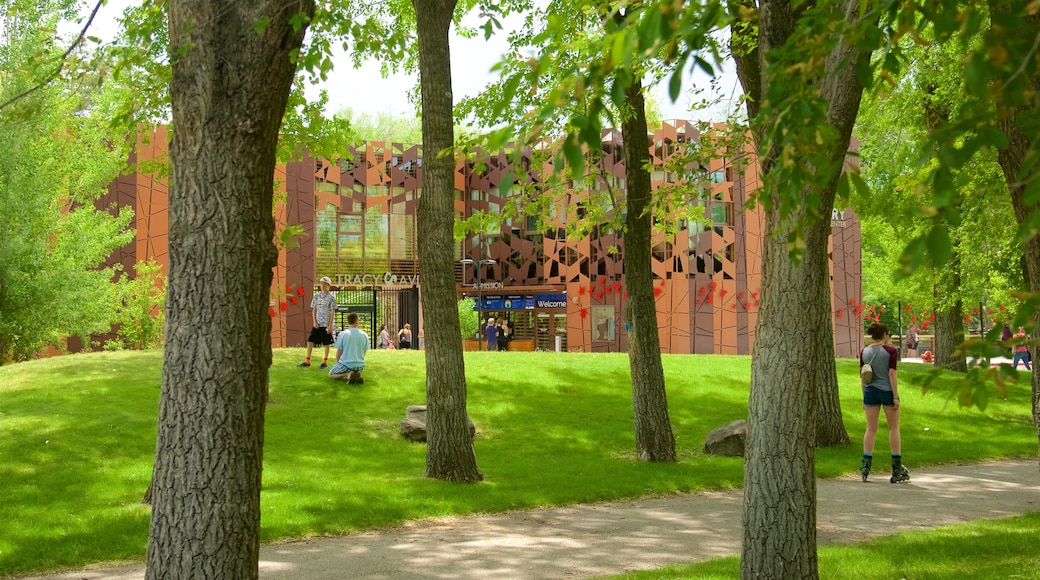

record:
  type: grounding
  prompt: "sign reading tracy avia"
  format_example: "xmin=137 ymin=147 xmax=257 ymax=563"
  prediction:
xmin=332 ymin=272 xmax=420 ymax=286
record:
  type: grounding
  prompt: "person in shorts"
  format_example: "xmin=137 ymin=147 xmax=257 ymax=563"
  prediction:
xmin=859 ymin=322 xmax=909 ymax=483
xmin=329 ymin=312 xmax=369 ymax=384
xmin=299 ymin=276 xmax=337 ymax=369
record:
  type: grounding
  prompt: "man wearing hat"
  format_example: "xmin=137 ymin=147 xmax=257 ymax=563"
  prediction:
xmin=299 ymin=276 xmax=337 ymax=368
xmin=485 ymin=317 xmax=499 ymax=352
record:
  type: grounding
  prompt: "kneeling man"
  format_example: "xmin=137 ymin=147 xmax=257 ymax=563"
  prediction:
xmin=329 ymin=312 xmax=369 ymax=384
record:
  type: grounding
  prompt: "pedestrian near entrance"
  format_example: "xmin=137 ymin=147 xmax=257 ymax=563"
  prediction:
xmin=859 ymin=322 xmax=909 ymax=484
xmin=398 ymin=323 xmax=413 ymax=349
xmin=485 ymin=317 xmax=499 ymax=351
xmin=1012 ymin=327 xmax=1031 ymax=370
xmin=299 ymin=277 xmax=337 ymax=369
xmin=418 ymin=327 xmax=425 ymax=350
xmin=329 ymin=312 xmax=369 ymax=384
xmin=378 ymin=324 xmax=391 ymax=349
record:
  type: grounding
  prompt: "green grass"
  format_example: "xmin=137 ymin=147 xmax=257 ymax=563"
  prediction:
xmin=0 ymin=350 xmax=1035 ymax=577
xmin=602 ymin=512 xmax=1040 ymax=579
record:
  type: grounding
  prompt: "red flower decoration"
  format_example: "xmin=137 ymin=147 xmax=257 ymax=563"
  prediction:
xmin=579 ymin=286 xmax=586 ymax=295
xmin=697 ymin=299 xmax=703 ymax=306
xmin=580 ymin=307 xmax=588 ymax=318
xmin=1000 ymin=304 xmax=1006 ymax=312
xmin=706 ymin=293 xmax=714 ymax=303
xmin=854 ymin=305 xmax=865 ymax=316
xmin=905 ymin=304 xmax=911 ymax=312
xmin=751 ymin=292 xmax=759 ymax=299
xmin=598 ymin=278 xmax=606 ymax=286
xmin=653 ymin=287 xmax=663 ymax=297
xmin=720 ymin=289 xmax=728 ymax=298
xmin=622 ymin=292 xmax=628 ymax=299
xmin=869 ymin=304 xmax=876 ymax=313
xmin=605 ymin=287 xmax=613 ymax=294
xmin=738 ymin=291 xmax=745 ymax=299
xmin=595 ymin=291 xmax=604 ymax=300
xmin=973 ymin=307 xmax=980 ymax=314
xmin=699 ymin=287 xmax=707 ymax=296
xmin=874 ymin=313 xmax=880 ymax=322
xmin=279 ymin=301 xmax=288 ymax=312
xmin=964 ymin=315 xmax=972 ymax=323
xmin=659 ymin=279 xmax=666 ymax=287
xmin=290 ymin=296 xmax=298 ymax=304
xmin=710 ymin=281 xmax=718 ymax=290
xmin=285 ymin=283 xmax=292 ymax=293
xmin=911 ymin=315 xmax=917 ymax=323
xmin=880 ymin=306 xmax=886 ymax=312
xmin=731 ymin=304 xmax=737 ymax=309
xmin=268 ymin=307 xmax=277 ymax=317
xmin=613 ymin=282 xmax=622 ymax=292
xmin=922 ymin=321 xmax=931 ymax=330
xmin=296 ymin=286 xmax=305 ymax=296
xmin=836 ymin=309 xmax=844 ymax=318
xmin=849 ymin=299 xmax=857 ymax=306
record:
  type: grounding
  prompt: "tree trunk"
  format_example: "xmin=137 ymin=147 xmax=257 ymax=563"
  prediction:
xmin=933 ymin=259 xmax=968 ymax=373
xmin=621 ymin=71 xmax=676 ymax=463
xmin=733 ymin=1 xmax=874 ymax=577
xmin=993 ymin=0 xmax=1040 ymax=469
xmin=815 ymin=296 xmax=850 ymax=446
xmin=412 ymin=0 xmax=483 ymax=483
xmin=145 ymin=2 xmax=313 ymax=578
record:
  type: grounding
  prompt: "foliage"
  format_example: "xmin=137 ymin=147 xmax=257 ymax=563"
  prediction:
xmin=107 ymin=260 xmax=167 ymax=350
xmin=458 ymin=297 xmax=478 ymax=338
xmin=0 ymin=0 xmax=135 ymax=363
xmin=0 ymin=350 xmax=1034 ymax=576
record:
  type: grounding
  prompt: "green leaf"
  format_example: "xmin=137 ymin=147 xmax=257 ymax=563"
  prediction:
xmin=253 ymin=16 xmax=271 ymax=34
xmin=926 ymin=224 xmax=952 ymax=267
xmin=668 ymin=68 xmax=683 ymax=102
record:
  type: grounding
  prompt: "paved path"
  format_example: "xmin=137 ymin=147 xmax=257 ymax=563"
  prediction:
xmin=23 ymin=460 xmax=1040 ymax=580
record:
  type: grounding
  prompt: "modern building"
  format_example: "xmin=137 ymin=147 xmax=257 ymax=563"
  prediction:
xmin=101 ymin=121 xmax=863 ymax=357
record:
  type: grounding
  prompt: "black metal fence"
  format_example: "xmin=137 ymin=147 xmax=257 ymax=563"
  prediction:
xmin=331 ymin=287 xmax=420 ymax=348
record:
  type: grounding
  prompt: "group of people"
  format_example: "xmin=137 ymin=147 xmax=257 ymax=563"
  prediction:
xmin=297 ymin=276 xmax=427 ymax=384
xmin=1002 ymin=324 xmax=1032 ymax=370
xmin=484 ymin=316 xmax=513 ymax=351
xmin=377 ymin=323 xmax=424 ymax=350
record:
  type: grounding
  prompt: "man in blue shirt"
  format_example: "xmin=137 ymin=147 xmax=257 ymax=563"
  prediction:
xmin=485 ymin=317 xmax=499 ymax=351
xmin=329 ymin=312 xmax=369 ymax=384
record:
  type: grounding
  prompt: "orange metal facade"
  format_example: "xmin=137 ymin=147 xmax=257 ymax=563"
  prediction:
xmin=107 ymin=122 xmax=863 ymax=357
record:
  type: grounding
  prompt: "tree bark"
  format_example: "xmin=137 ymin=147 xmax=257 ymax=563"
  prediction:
xmin=145 ymin=2 xmax=313 ymax=578
xmin=991 ymin=0 xmax=1040 ymax=469
xmin=412 ymin=0 xmax=483 ymax=483
xmin=933 ymin=258 xmax=968 ymax=373
xmin=621 ymin=70 xmax=676 ymax=463
xmin=815 ymin=300 xmax=850 ymax=446
xmin=733 ymin=1 xmax=873 ymax=577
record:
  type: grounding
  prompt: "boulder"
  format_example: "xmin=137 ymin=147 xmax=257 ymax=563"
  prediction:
xmin=703 ymin=419 xmax=747 ymax=457
xmin=399 ymin=404 xmax=476 ymax=442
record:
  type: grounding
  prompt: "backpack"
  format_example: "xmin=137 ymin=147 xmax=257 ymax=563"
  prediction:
xmin=860 ymin=346 xmax=880 ymax=385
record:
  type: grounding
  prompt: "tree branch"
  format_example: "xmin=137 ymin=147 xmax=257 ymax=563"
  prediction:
xmin=0 ymin=0 xmax=104 ymax=112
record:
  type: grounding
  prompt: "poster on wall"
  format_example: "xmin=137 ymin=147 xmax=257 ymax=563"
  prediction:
xmin=591 ymin=306 xmax=616 ymax=341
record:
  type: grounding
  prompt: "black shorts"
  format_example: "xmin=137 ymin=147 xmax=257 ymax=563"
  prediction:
xmin=399 ymin=340 xmax=411 ymax=350
xmin=308 ymin=327 xmax=334 ymax=346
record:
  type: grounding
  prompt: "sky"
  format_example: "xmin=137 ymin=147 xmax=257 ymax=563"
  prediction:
xmin=75 ymin=0 xmax=740 ymax=123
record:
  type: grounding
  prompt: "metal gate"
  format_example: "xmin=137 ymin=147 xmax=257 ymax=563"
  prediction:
xmin=332 ymin=287 xmax=420 ymax=348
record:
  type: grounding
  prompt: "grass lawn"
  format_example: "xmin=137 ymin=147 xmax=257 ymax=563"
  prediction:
xmin=0 ymin=349 xmax=1035 ymax=577
xmin=602 ymin=512 xmax=1040 ymax=579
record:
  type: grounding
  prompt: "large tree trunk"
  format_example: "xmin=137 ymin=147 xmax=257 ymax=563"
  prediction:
xmin=620 ymin=70 xmax=676 ymax=463
xmin=992 ymin=0 xmax=1040 ymax=468
xmin=412 ymin=0 xmax=482 ymax=483
xmin=146 ymin=1 xmax=313 ymax=578
xmin=933 ymin=258 xmax=968 ymax=372
xmin=733 ymin=1 xmax=873 ymax=577
xmin=815 ymin=301 xmax=850 ymax=446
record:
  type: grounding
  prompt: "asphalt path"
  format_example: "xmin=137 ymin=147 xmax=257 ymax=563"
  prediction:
xmin=20 ymin=460 xmax=1040 ymax=580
